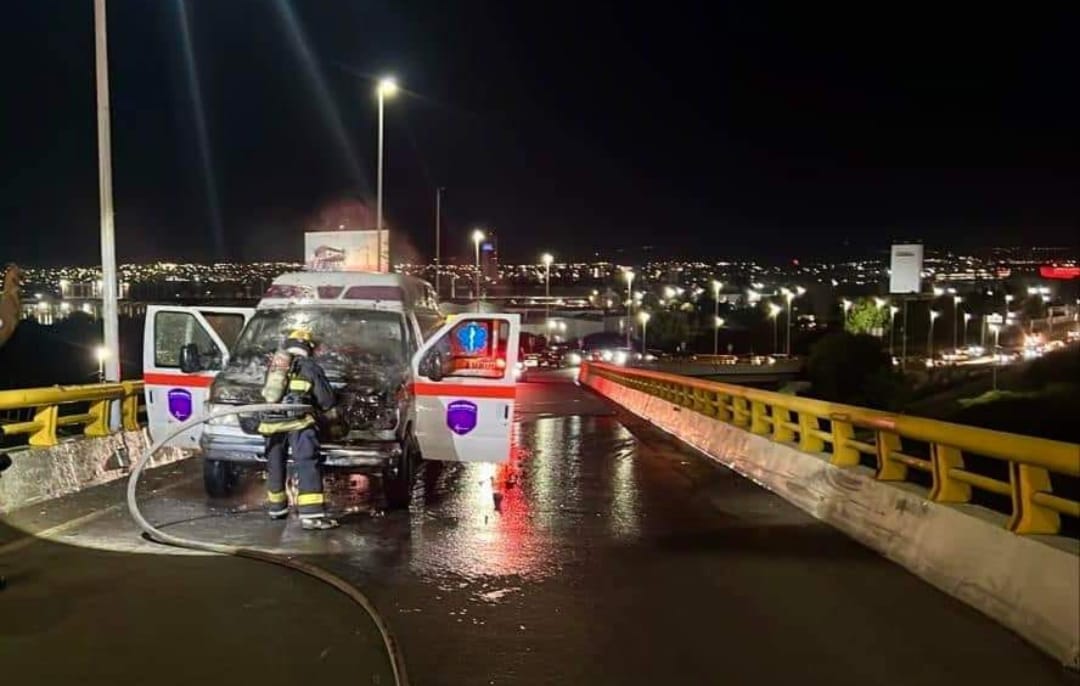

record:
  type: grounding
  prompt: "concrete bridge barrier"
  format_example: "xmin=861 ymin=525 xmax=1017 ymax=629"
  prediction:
xmin=0 ymin=381 xmax=189 ymax=514
xmin=580 ymin=362 xmax=1080 ymax=668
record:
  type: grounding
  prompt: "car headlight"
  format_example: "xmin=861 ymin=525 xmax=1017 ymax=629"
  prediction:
xmin=567 ymin=352 xmax=582 ymax=366
xmin=601 ymin=350 xmax=614 ymax=362
xmin=206 ymin=403 xmax=240 ymax=426
xmin=613 ymin=350 xmax=629 ymax=365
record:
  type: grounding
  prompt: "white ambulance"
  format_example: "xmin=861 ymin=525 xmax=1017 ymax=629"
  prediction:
xmin=143 ymin=271 xmax=520 ymax=508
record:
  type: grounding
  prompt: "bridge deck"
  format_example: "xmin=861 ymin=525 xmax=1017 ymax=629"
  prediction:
xmin=0 ymin=372 xmax=1072 ymax=685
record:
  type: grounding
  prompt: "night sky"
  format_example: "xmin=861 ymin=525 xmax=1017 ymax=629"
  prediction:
xmin=2 ymin=1 xmax=1077 ymax=266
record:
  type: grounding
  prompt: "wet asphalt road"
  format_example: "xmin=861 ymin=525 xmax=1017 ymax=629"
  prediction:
xmin=2 ymin=370 xmax=1076 ymax=685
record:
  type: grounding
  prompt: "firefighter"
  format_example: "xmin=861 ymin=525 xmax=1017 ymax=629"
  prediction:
xmin=259 ymin=329 xmax=339 ymax=530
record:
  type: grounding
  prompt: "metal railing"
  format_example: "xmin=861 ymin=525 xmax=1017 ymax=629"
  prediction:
xmin=0 ymin=382 xmax=144 ymax=447
xmin=582 ymin=362 xmax=1080 ymax=536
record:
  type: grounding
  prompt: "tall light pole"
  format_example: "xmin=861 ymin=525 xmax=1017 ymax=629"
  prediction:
xmin=471 ymin=229 xmax=484 ymax=311
xmin=889 ymin=305 xmax=899 ymax=356
xmin=712 ymin=280 xmax=722 ymax=355
xmin=624 ymin=270 xmax=635 ymax=348
xmin=963 ymin=312 xmax=972 ymax=348
xmin=434 ymin=186 xmax=443 ymax=296
xmin=375 ymin=77 xmax=398 ymax=272
xmin=952 ymin=295 xmax=962 ymax=352
xmin=542 ymin=252 xmax=554 ymax=323
xmin=638 ymin=311 xmax=650 ymax=356
xmin=94 ymin=0 xmax=120 ymax=394
xmin=768 ymin=302 xmax=782 ymax=354
xmin=928 ymin=309 xmax=940 ymax=364
xmin=989 ymin=323 xmax=1001 ymax=390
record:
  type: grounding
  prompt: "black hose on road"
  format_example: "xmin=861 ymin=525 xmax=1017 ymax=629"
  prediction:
xmin=125 ymin=403 xmax=409 ymax=686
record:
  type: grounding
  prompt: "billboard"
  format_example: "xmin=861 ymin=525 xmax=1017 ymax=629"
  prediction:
xmin=304 ymin=230 xmax=389 ymax=272
xmin=889 ymin=243 xmax=923 ymax=294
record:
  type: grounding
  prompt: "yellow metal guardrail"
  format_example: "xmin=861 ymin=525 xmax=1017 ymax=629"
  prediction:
xmin=0 ymin=381 xmax=144 ymax=447
xmin=582 ymin=362 xmax=1080 ymax=536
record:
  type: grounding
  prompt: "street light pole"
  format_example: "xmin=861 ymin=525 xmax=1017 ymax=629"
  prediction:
xmin=375 ymin=77 xmax=398 ymax=273
xmin=712 ymin=280 xmax=722 ymax=355
xmin=768 ymin=303 xmax=781 ymax=354
xmin=990 ymin=324 xmax=1001 ymax=390
xmin=963 ymin=312 xmax=972 ymax=348
xmin=542 ymin=253 xmax=554 ymax=323
xmin=624 ymin=270 xmax=635 ymax=349
xmin=929 ymin=310 xmax=940 ymax=364
xmin=889 ymin=305 xmax=899 ymax=356
xmin=94 ymin=0 xmax=120 ymax=395
xmin=639 ymin=311 xmax=650 ymax=356
xmin=953 ymin=296 xmax=962 ymax=352
xmin=434 ymin=186 xmax=443 ymax=296
xmin=472 ymin=229 xmax=484 ymax=310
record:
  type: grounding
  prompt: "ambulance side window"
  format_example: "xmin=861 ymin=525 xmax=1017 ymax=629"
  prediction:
xmin=155 ymin=312 xmax=221 ymax=370
xmin=435 ymin=319 xmax=510 ymax=380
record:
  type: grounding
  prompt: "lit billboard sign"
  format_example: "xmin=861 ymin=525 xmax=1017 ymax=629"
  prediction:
xmin=889 ymin=243 xmax=924 ymax=294
xmin=304 ymin=230 xmax=389 ymax=273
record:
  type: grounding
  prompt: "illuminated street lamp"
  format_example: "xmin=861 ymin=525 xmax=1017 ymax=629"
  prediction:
xmin=952 ymin=296 xmax=963 ymax=352
xmin=541 ymin=252 xmax=554 ymax=320
xmin=929 ymin=309 xmax=941 ymax=364
xmin=781 ymin=288 xmax=795 ymax=355
xmin=623 ymin=270 xmax=635 ymax=348
xmin=989 ymin=323 xmax=1002 ymax=390
xmin=711 ymin=280 xmax=723 ymax=355
xmin=471 ymin=229 xmax=485 ymax=309
xmin=933 ymin=286 xmax=945 ymax=297
xmin=638 ymin=310 xmax=651 ymax=355
xmin=94 ymin=345 xmax=110 ymax=383
xmin=375 ymin=76 xmax=399 ymax=272
xmin=768 ymin=302 xmax=782 ymax=354
xmin=889 ymin=305 xmax=899 ymax=355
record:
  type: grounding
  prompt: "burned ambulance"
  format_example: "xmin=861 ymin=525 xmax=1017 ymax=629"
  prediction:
xmin=143 ymin=271 xmax=522 ymax=509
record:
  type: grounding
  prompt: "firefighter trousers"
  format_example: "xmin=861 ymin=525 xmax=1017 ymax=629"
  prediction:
xmin=265 ymin=426 xmax=327 ymax=519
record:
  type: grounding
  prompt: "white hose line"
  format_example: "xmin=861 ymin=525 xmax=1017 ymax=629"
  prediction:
xmin=126 ymin=403 xmax=409 ymax=686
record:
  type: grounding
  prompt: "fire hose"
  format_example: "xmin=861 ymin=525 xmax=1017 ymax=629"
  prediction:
xmin=125 ymin=403 xmax=408 ymax=686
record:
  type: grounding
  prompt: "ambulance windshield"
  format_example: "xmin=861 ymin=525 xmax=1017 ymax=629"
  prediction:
xmin=229 ymin=308 xmax=407 ymax=378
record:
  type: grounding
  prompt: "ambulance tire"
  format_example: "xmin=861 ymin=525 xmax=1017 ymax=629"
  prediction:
xmin=383 ymin=433 xmax=418 ymax=510
xmin=203 ymin=458 xmax=239 ymax=498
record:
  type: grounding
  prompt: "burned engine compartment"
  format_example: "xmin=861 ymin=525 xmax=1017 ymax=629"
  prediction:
xmin=210 ymin=306 xmax=411 ymax=440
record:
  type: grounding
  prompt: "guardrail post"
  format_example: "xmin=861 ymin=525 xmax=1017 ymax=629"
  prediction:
xmin=714 ymin=392 xmax=731 ymax=422
xmin=750 ymin=401 xmax=771 ymax=435
xmin=29 ymin=404 xmax=59 ymax=447
xmin=875 ymin=431 xmax=907 ymax=481
xmin=829 ymin=419 xmax=860 ymax=466
xmin=1008 ymin=463 xmax=1061 ymax=535
xmin=930 ymin=444 xmax=971 ymax=503
xmin=85 ymin=398 xmax=111 ymax=437
xmin=732 ymin=397 xmax=750 ymax=428
xmin=121 ymin=381 xmax=141 ymax=431
xmin=798 ymin=412 xmax=825 ymax=453
xmin=772 ymin=406 xmax=796 ymax=443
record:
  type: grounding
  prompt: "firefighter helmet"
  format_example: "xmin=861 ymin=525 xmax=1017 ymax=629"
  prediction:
xmin=284 ymin=328 xmax=315 ymax=356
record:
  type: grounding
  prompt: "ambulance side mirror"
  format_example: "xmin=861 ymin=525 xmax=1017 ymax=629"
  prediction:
xmin=179 ymin=343 xmax=202 ymax=373
xmin=420 ymin=350 xmax=444 ymax=382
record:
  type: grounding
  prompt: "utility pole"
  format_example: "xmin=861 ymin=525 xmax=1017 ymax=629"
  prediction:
xmin=434 ymin=187 xmax=443 ymax=296
xmin=94 ymin=0 xmax=120 ymax=402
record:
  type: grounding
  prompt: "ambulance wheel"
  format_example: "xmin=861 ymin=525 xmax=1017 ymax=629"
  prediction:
xmin=203 ymin=459 xmax=239 ymax=498
xmin=383 ymin=434 xmax=418 ymax=510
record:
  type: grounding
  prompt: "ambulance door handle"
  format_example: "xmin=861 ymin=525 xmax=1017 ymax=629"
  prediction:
xmin=503 ymin=404 xmax=509 ymax=420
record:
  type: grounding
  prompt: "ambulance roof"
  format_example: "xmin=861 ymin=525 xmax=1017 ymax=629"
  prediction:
xmin=258 ymin=271 xmax=438 ymax=312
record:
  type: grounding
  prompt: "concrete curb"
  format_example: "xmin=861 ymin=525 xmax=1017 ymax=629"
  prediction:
xmin=585 ymin=373 xmax=1080 ymax=668
xmin=0 ymin=430 xmax=190 ymax=514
